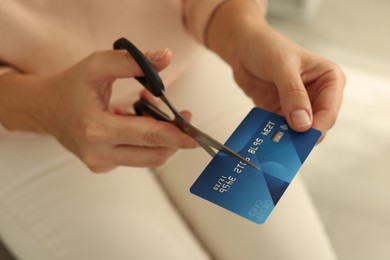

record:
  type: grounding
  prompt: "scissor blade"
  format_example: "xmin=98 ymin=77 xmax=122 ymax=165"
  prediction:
xmin=181 ymin=123 xmax=260 ymax=170
xmin=198 ymin=141 xmax=217 ymax=157
xmin=159 ymin=92 xmax=259 ymax=170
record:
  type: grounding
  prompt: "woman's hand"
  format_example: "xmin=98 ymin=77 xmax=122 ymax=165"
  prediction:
xmin=207 ymin=0 xmax=345 ymax=138
xmin=230 ymin=28 xmax=346 ymax=136
xmin=0 ymin=49 xmax=197 ymax=172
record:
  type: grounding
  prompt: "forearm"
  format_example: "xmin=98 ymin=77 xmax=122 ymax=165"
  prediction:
xmin=206 ymin=0 xmax=268 ymax=65
xmin=0 ymin=72 xmax=52 ymax=134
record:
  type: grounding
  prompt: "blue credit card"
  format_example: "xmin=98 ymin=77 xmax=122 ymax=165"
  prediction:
xmin=190 ymin=107 xmax=322 ymax=224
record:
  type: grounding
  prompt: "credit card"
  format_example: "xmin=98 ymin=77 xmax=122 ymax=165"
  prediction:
xmin=190 ymin=107 xmax=322 ymax=224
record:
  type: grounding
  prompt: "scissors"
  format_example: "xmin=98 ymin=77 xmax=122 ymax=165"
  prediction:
xmin=113 ymin=37 xmax=259 ymax=170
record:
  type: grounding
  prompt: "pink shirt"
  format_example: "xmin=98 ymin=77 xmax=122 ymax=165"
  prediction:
xmin=0 ymin=0 xmax=226 ymax=134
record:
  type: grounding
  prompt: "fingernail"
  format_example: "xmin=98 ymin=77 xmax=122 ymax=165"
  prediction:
xmin=150 ymin=48 xmax=167 ymax=61
xmin=291 ymin=109 xmax=311 ymax=128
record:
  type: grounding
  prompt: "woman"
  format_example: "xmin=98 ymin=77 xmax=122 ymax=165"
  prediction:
xmin=0 ymin=0 xmax=345 ymax=259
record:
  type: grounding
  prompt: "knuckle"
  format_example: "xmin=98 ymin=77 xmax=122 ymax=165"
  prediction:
xmin=286 ymin=81 xmax=307 ymax=96
xmin=331 ymin=64 xmax=347 ymax=87
xmin=143 ymin=131 xmax=161 ymax=147
xmin=320 ymin=61 xmax=347 ymax=88
xmin=82 ymin=120 xmax=108 ymax=144
xmin=142 ymin=124 xmax=164 ymax=147
xmin=281 ymin=81 xmax=308 ymax=102
xmin=327 ymin=114 xmax=338 ymax=129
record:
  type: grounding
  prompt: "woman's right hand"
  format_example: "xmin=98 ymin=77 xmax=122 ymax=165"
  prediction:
xmin=0 ymin=49 xmax=197 ymax=172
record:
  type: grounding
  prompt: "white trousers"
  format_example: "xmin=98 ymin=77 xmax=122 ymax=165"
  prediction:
xmin=0 ymin=49 xmax=337 ymax=260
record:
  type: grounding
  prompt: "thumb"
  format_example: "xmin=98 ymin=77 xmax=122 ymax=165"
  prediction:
xmin=275 ymin=68 xmax=313 ymax=132
xmin=83 ymin=49 xmax=172 ymax=81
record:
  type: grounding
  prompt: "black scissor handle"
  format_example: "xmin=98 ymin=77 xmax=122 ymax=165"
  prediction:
xmin=113 ymin=37 xmax=165 ymax=97
xmin=134 ymin=99 xmax=171 ymax=122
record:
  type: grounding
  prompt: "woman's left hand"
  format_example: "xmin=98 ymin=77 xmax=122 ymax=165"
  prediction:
xmin=206 ymin=0 xmax=346 ymax=138
xmin=230 ymin=27 xmax=346 ymax=137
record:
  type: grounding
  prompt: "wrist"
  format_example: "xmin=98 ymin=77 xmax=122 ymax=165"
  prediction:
xmin=206 ymin=0 xmax=269 ymax=65
xmin=0 ymin=72 xmax=54 ymax=134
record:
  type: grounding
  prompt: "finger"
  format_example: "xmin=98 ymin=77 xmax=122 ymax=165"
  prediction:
xmin=180 ymin=110 xmax=192 ymax=121
xmin=89 ymin=165 xmax=117 ymax=174
xmin=307 ymin=63 xmax=346 ymax=134
xmin=113 ymin=107 xmax=134 ymax=116
xmin=140 ymin=89 xmax=160 ymax=106
xmin=108 ymin=115 xmax=198 ymax=149
xmin=311 ymin=79 xmax=345 ymax=134
xmin=139 ymin=90 xmax=193 ymax=120
xmin=274 ymin=65 xmax=313 ymax=132
xmin=144 ymin=48 xmax=172 ymax=71
xmin=112 ymin=145 xmax=178 ymax=168
xmin=84 ymin=145 xmax=177 ymax=172
xmin=312 ymin=92 xmax=341 ymax=134
xmin=83 ymin=49 xmax=172 ymax=81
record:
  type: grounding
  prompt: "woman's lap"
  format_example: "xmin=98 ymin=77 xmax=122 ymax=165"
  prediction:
xmin=0 ymin=135 xmax=209 ymax=260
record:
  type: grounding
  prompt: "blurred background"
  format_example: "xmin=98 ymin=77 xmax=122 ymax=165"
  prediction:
xmin=268 ymin=0 xmax=390 ymax=259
